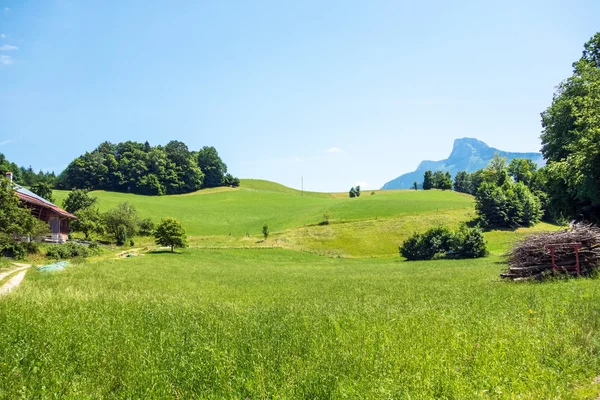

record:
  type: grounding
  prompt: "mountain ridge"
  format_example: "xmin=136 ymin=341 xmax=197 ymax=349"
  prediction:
xmin=381 ymin=138 xmax=544 ymax=190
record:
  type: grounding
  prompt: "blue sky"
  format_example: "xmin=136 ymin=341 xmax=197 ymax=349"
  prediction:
xmin=0 ymin=1 xmax=598 ymax=192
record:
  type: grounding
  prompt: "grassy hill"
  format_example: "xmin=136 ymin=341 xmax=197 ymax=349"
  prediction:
xmin=54 ymin=179 xmax=477 ymax=257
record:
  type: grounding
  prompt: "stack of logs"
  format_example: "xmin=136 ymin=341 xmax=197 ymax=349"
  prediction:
xmin=501 ymin=224 xmax=600 ymax=280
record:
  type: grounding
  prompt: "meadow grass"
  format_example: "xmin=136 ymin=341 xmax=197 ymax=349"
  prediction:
xmin=52 ymin=180 xmax=474 ymax=237
xmin=4 ymin=181 xmax=588 ymax=398
xmin=1 ymin=249 xmax=600 ymax=398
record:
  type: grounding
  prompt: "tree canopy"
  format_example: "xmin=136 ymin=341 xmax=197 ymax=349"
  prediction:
xmin=540 ymin=32 xmax=600 ymax=221
xmin=57 ymin=141 xmax=238 ymax=195
xmin=154 ymin=218 xmax=188 ymax=252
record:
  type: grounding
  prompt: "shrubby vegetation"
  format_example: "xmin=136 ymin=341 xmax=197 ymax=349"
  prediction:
xmin=56 ymin=141 xmax=238 ymax=195
xmin=46 ymin=242 xmax=103 ymax=259
xmin=399 ymin=225 xmax=487 ymax=261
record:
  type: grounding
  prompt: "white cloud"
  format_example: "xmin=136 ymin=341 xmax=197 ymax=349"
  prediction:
xmin=0 ymin=139 xmax=15 ymax=146
xmin=355 ymin=181 xmax=370 ymax=188
xmin=0 ymin=34 xmax=6 ymax=39
xmin=0 ymin=44 xmax=18 ymax=51
xmin=327 ymin=147 xmax=344 ymax=153
xmin=0 ymin=55 xmax=14 ymax=65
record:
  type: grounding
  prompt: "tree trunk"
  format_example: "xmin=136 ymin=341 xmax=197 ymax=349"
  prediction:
xmin=171 ymin=245 xmax=174 ymax=252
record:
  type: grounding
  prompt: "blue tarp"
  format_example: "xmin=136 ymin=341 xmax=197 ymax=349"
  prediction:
xmin=37 ymin=261 xmax=69 ymax=272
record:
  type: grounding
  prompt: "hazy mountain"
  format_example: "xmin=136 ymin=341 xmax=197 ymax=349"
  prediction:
xmin=381 ymin=138 xmax=545 ymax=190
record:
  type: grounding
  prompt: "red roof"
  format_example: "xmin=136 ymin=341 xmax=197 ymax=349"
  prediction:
xmin=16 ymin=191 xmax=77 ymax=220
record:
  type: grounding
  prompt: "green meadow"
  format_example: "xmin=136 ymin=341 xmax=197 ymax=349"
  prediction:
xmin=1 ymin=181 xmax=599 ymax=398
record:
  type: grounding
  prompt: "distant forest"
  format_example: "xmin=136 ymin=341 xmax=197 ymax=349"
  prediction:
xmin=1 ymin=140 xmax=239 ymax=196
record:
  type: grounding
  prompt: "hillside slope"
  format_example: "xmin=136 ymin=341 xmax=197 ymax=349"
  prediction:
xmin=54 ymin=180 xmax=476 ymax=256
xmin=382 ymin=138 xmax=544 ymax=190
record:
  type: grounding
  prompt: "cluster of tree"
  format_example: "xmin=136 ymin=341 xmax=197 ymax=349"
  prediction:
xmin=452 ymin=155 xmax=544 ymax=228
xmin=56 ymin=141 xmax=239 ymax=195
xmin=0 ymin=154 xmax=57 ymax=188
xmin=349 ymin=186 xmax=361 ymax=198
xmin=539 ymin=33 xmax=600 ymax=222
xmin=399 ymin=225 xmax=487 ymax=261
xmin=422 ymin=171 xmax=452 ymax=190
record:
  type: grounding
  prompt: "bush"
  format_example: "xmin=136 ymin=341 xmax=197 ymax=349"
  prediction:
xmin=46 ymin=242 xmax=102 ymax=260
xmin=400 ymin=225 xmax=487 ymax=261
xmin=451 ymin=225 xmax=487 ymax=259
xmin=138 ymin=218 xmax=155 ymax=236
xmin=116 ymin=226 xmax=127 ymax=246
xmin=399 ymin=226 xmax=453 ymax=261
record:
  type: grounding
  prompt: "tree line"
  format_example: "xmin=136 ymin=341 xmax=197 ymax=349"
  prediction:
xmin=1 ymin=140 xmax=240 ymax=197
xmin=56 ymin=140 xmax=239 ymax=195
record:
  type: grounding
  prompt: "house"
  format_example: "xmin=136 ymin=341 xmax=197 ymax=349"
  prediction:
xmin=5 ymin=172 xmax=77 ymax=242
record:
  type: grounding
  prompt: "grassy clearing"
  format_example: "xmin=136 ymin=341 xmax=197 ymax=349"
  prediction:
xmin=1 ymin=248 xmax=600 ymax=398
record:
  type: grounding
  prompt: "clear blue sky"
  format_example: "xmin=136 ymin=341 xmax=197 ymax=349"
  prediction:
xmin=0 ymin=1 xmax=598 ymax=192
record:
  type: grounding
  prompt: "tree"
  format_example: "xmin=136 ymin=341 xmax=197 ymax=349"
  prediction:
xmin=62 ymin=189 xmax=97 ymax=214
xmin=104 ymin=202 xmax=138 ymax=244
xmin=349 ymin=187 xmax=356 ymax=198
xmin=154 ymin=218 xmax=188 ymax=252
xmin=423 ymin=171 xmax=433 ymax=190
xmin=540 ymin=33 xmax=600 ymax=221
xmin=486 ymin=153 xmax=509 ymax=186
xmin=197 ymin=146 xmax=228 ymax=188
xmin=71 ymin=207 xmax=104 ymax=240
xmin=30 ymin=182 xmax=55 ymax=203
xmin=0 ymin=178 xmax=41 ymax=240
xmin=413 ymin=181 xmax=418 ymax=191
xmin=475 ymin=181 xmax=542 ymax=229
xmin=262 ymin=223 xmax=269 ymax=240
xmin=508 ymin=158 xmax=537 ymax=186
xmin=453 ymin=171 xmax=470 ymax=193
xmin=355 ymin=186 xmax=361 ymax=197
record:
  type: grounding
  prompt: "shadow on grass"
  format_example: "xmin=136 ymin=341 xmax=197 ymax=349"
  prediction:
xmin=146 ymin=250 xmax=184 ymax=255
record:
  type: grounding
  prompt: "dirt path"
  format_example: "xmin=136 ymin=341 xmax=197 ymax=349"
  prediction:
xmin=0 ymin=264 xmax=31 ymax=296
xmin=0 ymin=264 xmax=30 ymax=281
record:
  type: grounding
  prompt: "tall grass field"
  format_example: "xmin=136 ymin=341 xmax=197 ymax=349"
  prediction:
xmin=1 ymin=181 xmax=598 ymax=398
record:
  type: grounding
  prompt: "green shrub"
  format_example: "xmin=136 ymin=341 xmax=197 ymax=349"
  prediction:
xmin=451 ymin=225 xmax=487 ymax=259
xmin=400 ymin=225 xmax=487 ymax=261
xmin=399 ymin=226 xmax=453 ymax=261
xmin=116 ymin=226 xmax=127 ymax=246
xmin=46 ymin=243 xmax=102 ymax=260
xmin=138 ymin=218 xmax=155 ymax=236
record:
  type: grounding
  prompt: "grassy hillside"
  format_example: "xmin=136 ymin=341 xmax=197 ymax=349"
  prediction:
xmin=54 ymin=180 xmax=477 ymax=256
xmin=2 ymin=249 xmax=599 ymax=398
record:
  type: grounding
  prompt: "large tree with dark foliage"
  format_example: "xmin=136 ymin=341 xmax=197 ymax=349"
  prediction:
xmin=197 ymin=146 xmax=227 ymax=188
xmin=541 ymin=32 xmax=600 ymax=221
xmin=422 ymin=171 xmax=433 ymax=190
xmin=57 ymin=141 xmax=237 ymax=195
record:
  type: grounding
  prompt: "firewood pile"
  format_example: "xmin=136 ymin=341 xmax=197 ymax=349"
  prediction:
xmin=501 ymin=224 xmax=600 ymax=280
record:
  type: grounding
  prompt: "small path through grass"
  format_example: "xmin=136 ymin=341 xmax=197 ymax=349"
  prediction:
xmin=0 ymin=263 xmax=31 ymax=296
